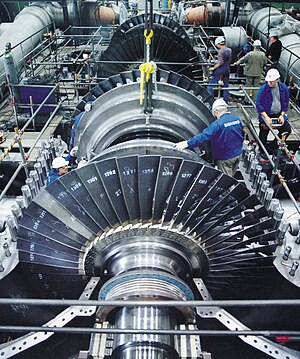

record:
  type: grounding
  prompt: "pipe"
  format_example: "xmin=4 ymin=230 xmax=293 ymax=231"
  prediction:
xmin=3 ymin=42 xmax=20 ymax=103
xmin=0 ymin=1 xmax=85 ymax=85
xmin=94 ymin=6 xmax=116 ymax=25
xmin=224 ymin=0 xmax=231 ymax=26
xmin=80 ymin=1 xmax=128 ymax=26
xmin=0 ymin=1 xmax=129 ymax=90
xmin=185 ymin=2 xmax=252 ymax=26
xmin=221 ymin=26 xmax=248 ymax=59
xmin=0 ymin=5 xmax=54 ymax=85
xmin=0 ymin=326 xmax=299 ymax=337
xmin=185 ymin=3 xmax=226 ymax=26
xmin=0 ymin=298 xmax=300 ymax=307
xmin=248 ymin=7 xmax=300 ymax=88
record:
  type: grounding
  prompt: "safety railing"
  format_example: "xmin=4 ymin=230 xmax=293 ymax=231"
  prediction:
xmin=0 ymin=298 xmax=299 ymax=336
xmin=0 ymin=84 xmax=62 ymax=202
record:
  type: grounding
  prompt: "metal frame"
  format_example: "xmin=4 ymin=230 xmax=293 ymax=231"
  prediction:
xmin=0 ymin=277 xmax=100 ymax=359
xmin=194 ymin=278 xmax=300 ymax=359
xmin=0 ymin=287 xmax=299 ymax=358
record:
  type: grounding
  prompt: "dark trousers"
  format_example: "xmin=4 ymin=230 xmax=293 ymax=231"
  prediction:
xmin=208 ymin=74 xmax=229 ymax=102
xmin=259 ymin=117 xmax=291 ymax=154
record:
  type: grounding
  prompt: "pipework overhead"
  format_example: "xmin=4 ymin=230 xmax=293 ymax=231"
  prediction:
xmin=249 ymin=6 xmax=300 ymax=85
xmin=0 ymin=0 xmax=127 ymax=85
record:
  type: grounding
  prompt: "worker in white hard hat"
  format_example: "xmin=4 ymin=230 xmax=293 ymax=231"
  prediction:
xmin=208 ymin=36 xmax=232 ymax=103
xmin=175 ymin=98 xmax=244 ymax=176
xmin=266 ymin=30 xmax=282 ymax=67
xmin=256 ymin=68 xmax=291 ymax=159
xmin=234 ymin=39 xmax=267 ymax=102
xmin=46 ymin=157 xmax=70 ymax=186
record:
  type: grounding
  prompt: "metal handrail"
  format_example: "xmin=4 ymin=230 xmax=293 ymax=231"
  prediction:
xmin=0 ymin=97 xmax=63 ymax=202
xmin=0 ymin=21 xmax=55 ymax=58
xmin=239 ymin=103 xmax=300 ymax=214
xmin=0 ymin=298 xmax=299 ymax=307
xmin=0 ymin=326 xmax=299 ymax=337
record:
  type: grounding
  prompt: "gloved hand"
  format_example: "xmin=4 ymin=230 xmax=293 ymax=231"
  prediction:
xmin=77 ymin=159 xmax=87 ymax=168
xmin=174 ymin=141 xmax=188 ymax=151
xmin=70 ymin=146 xmax=78 ymax=157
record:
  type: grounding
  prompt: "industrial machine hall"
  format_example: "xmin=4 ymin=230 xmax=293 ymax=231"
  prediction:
xmin=0 ymin=0 xmax=299 ymax=357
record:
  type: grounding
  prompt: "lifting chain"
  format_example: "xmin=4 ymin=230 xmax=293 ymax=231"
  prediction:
xmin=139 ymin=61 xmax=157 ymax=105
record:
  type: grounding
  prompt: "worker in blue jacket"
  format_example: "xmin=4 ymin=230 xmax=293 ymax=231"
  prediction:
xmin=175 ymin=98 xmax=244 ymax=177
xmin=69 ymin=101 xmax=93 ymax=150
xmin=46 ymin=157 xmax=70 ymax=186
xmin=46 ymin=146 xmax=78 ymax=186
xmin=256 ymin=68 xmax=291 ymax=157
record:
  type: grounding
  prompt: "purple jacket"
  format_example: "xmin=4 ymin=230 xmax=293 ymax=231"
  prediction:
xmin=256 ymin=82 xmax=289 ymax=122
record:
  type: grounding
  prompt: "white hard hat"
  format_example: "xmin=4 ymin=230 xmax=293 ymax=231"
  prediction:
xmin=265 ymin=68 xmax=280 ymax=81
xmin=253 ymin=39 xmax=261 ymax=47
xmin=215 ymin=36 xmax=226 ymax=46
xmin=212 ymin=98 xmax=228 ymax=114
xmin=84 ymin=102 xmax=92 ymax=112
xmin=52 ymin=157 xmax=69 ymax=169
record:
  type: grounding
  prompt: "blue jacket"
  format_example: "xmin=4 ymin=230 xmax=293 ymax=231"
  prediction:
xmin=69 ymin=100 xmax=93 ymax=150
xmin=69 ymin=112 xmax=84 ymax=150
xmin=46 ymin=154 xmax=73 ymax=187
xmin=256 ymin=82 xmax=289 ymax=122
xmin=46 ymin=168 xmax=60 ymax=186
xmin=187 ymin=113 xmax=244 ymax=161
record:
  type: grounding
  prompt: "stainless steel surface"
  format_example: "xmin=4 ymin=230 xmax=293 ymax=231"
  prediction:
xmin=221 ymin=26 xmax=247 ymax=53
xmin=75 ymin=73 xmax=214 ymax=161
xmin=114 ymin=306 xmax=176 ymax=358
xmin=90 ymin=231 xmax=208 ymax=279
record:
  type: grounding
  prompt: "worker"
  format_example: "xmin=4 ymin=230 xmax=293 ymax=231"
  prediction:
xmin=46 ymin=157 xmax=69 ymax=186
xmin=208 ymin=36 xmax=232 ymax=103
xmin=235 ymin=42 xmax=251 ymax=77
xmin=266 ymin=30 xmax=282 ymax=69
xmin=69 ymin=101 xmax=93 ymax=150
xmin=175 ymin=98 xmax=244 ymax=177
xmin=234 ymin=39 xmax=267 ymax=102
xmin=46 ymin=145 xmax=78 ymax=186
xmin=256 ymin=68 xmax=291 ymax=157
